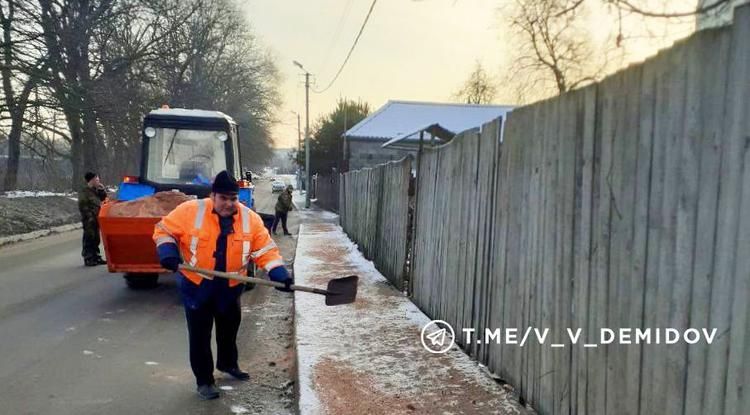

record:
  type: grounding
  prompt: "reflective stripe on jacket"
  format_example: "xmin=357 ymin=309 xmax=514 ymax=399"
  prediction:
xmin=152 ymin=198 xmax=284 ymax=287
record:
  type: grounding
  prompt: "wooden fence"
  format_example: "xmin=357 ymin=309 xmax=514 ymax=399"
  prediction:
xmin=339 ymin=157 xmax=412 ymax=289
xmin=410 ymin=7 xmax=750 ymax=415
xmin=312 ymin=173 xmax=340 ymax=212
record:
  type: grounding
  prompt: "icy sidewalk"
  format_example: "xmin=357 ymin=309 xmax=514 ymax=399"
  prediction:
xmin=293 ymin=219 xmax=530 ymax=414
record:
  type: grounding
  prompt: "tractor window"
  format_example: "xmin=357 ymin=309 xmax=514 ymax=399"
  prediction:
xmin=146 ymin=128 xmax=228 ymax=185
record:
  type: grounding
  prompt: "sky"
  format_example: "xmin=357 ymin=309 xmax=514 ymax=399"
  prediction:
xmin=243 ymin=0 xmax=697 ymax=149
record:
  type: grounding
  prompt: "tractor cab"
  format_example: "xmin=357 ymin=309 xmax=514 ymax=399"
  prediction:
xmin=117 ymin=108 xmax=253 ymax=208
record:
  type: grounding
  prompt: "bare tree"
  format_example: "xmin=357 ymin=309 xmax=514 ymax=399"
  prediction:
xmin=150 ymin=0 xmax=280 ymax=171
xmin=453 ymin=61 xmax=498 ymax=104
xmin=0 ymin=0 xmax=279 ymax=189
xmin=503 ymin=0 xmax=611 ymax=104
xmin=0 ymin=0 xmax=47 ymax=190
xmin=500 ymin=0 xmax=730 ymax=104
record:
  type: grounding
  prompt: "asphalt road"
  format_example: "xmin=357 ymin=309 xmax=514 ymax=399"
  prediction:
xmin=0 ymin=178 xmax=299 ymax=415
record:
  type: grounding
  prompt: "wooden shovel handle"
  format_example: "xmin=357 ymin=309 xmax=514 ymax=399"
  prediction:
xmin=179 ymin=264 xmax=328 ymax=295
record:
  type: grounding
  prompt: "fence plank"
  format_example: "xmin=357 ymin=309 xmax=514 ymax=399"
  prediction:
xmin=572 ymin=85 xmax=596 ymax=415
xmin=339 ymin=158 xmax=411 ymax=289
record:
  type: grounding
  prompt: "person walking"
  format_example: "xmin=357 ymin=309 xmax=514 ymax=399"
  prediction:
xmin=78 ymin=171 xmax=107 ymax=266
xmin=272 ymin=184 xmax=294 ymax=236
xmin=153 ymin=170 xmax=293 ymax=400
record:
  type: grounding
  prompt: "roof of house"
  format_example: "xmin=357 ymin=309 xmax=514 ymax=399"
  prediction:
xmin=344 ymin=100 xmax=514 ymax=142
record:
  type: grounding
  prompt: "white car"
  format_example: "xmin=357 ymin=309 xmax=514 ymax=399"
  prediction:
xmin=271 ymin=180 xmax=286 ymax=192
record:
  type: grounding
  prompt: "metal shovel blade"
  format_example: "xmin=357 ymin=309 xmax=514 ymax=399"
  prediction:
xmin=325 ymin=275 xmax=359 ymax=306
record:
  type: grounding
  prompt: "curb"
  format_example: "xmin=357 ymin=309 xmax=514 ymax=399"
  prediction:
xmin=0 ymin=222 xmax=82 ymax=248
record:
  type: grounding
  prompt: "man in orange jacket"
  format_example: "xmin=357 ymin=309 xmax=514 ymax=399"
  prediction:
xmin=153 ymin=170 xmax=292 ymax=400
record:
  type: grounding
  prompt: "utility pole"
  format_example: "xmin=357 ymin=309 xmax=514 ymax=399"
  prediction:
xmin=296 ymin=113 xmax=301 ymax=156
xmin=292 ymin=110 xmax=302 ymax=191
xmin=304 ymin=72 xmax=311 ymax=208
xmin=294 ymin=60 xmax=312 ymax=208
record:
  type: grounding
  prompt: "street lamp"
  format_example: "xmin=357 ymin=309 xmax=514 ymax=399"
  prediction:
xmin=294 ymin=60 xmax=311 ymax=209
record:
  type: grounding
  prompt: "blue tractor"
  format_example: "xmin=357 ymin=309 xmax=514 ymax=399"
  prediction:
xmin=117 ymin=107 xmax=254 ymax=206
xmin=99 ymin=108 xmax=255 ymax=289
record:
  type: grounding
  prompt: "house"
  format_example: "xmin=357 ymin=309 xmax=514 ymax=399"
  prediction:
xmin=343 ymin=100 xmax=514 ymax=171
xmin=696 ymin=0 xmax=749 ymax=29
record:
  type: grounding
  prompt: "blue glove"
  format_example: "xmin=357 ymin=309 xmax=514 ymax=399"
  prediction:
xmin=160 ymin=256 xmax=182 ymax=272
xmin=268 ymin=266 xmax=293 ymax=292
xmin=157 ymin=243 xmax=182 ymax=272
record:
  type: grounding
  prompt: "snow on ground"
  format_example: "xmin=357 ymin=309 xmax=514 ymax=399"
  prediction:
xmin=291 ymin=190 xmax=339 ymax=222
xmin=0 ymin=195 xmax=81 ymax=240
xmin=0 ymin=222 xmax=82 ymax=247
xmin=293 ymin=218 xmax=530 ymax=415
xmin=2 ymin=190 xmax=76 ymax=198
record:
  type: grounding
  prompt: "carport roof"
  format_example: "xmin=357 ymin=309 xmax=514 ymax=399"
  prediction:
xmin=344 ymin=100 xmax=514 ymax=141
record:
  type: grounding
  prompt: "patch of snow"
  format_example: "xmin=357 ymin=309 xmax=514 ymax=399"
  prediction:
xmin=145 ymin=361 xmax=159 ymax=366
xmin=293 ymin=221 xmax=522 ymax=415
xmin=291 ymin=190 xmax=306 ymax=209
xmin=230 ymin=405 xmax=249 ymax=414
xmin=2 ymin=190 xmax=75 ymax=198
xmin=82 ymin=350 xmax=94 ymax=356
xmin=0 ymin=223 xmax=82 ymax=247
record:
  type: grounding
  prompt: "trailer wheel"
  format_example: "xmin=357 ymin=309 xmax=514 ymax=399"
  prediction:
xmin=124 ymin=273 xmax=159 ymax=290
xmin=244 ymin=264 xmax=257 ymax=291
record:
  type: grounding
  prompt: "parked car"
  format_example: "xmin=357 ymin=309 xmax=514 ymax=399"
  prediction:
xmin=271 ymin=180 xmax=286 ymax=192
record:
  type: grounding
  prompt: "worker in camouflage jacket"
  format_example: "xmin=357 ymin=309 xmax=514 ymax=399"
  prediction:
xmin=78 ymin=171 xmax=108 ymax=266
xmin=272 ymin=185 xmax=294 ymax=235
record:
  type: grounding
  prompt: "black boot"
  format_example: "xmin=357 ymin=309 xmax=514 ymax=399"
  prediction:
xmin=196 ymin=384 xmax=220 ymax=400
xmin=219 ymin=367 xmax=250 ymax=381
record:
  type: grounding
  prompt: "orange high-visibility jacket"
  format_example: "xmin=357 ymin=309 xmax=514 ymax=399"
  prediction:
xmin=152 ymin=198 xmax=283 ymax=287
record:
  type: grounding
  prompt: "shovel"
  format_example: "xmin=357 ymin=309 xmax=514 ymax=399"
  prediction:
xmin=179 ymin=264 xmax=358 ymax=306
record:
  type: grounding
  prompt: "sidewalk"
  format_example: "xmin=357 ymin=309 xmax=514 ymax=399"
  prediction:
xmin=293 ymin=209 xmax=530 ymax=414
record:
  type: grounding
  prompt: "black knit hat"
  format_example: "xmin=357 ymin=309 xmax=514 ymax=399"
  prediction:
xmin=212 ymin=170 xmax=239 ymax=194
xmin=84 ymin=171 xmax=97 ymax=182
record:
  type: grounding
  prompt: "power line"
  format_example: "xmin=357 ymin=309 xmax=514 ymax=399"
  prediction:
xmin=317 ymin=0 xmax=354 ymax=74
xmin=313 ymin=0 xmax=378 ymax=94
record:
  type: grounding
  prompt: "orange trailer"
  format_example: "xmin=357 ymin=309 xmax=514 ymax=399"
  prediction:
xmin=98 ymin=202 xmax=164 ymax=274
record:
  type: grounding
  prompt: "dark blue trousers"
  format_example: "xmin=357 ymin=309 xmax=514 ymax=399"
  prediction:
xmin=179 ymin=275 xmax=244 ymax=386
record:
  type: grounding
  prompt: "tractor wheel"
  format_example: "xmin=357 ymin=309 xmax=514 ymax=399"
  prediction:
xmin=245 ymin=264 xmax=257 ymax=291
xmin=124 ymin=273 xmax=159 ymax=290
